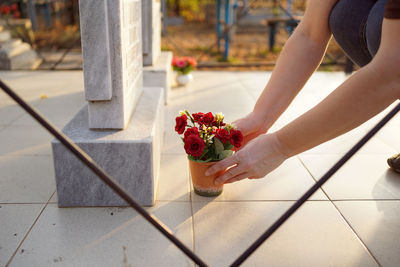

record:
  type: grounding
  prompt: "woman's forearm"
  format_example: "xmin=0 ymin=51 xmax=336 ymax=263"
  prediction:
xmin=253 ymin=29 xmax=330 ymax=130
xmin=275 ymin=59 xmax=400 ymax=157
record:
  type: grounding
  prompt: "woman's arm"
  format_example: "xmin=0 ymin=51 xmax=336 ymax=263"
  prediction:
xmin=206 ymin=19 xmax=400 ymax=185
xmin=236 ymin=0 xmax=338 ymax=141
xmin=276 ymin=18 xmax=400 ymax=157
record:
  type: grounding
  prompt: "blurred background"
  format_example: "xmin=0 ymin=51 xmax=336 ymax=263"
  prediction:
xmin=0 ymin=0 xmax=353 ymax=72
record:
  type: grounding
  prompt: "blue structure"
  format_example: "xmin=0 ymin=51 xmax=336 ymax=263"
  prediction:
xmin=216 ymin=0 xmax=237 ymax=60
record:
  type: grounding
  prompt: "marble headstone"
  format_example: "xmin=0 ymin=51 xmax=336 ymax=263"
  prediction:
xmin=80 ymin=0 xmax=143 ymax=129
xmin=52 ymin=0 xmax=164 ymax=207
xmin=142 ymin=0 xmax=161 ymax=66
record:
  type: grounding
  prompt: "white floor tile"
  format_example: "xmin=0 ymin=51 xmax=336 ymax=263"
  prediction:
xmin=157 ymin=154 xmax=191 ymax=201
xmin=0 ymin=103 xmax=26 ymax=126
xmin=191 ymin=157 xmax=328 ymax=201
xmin=192 ymin=201 xmax=377 ymax=267
xmin=0 ymin=204 xmax=44 ymax=266
xmin=0 ymin=125 xmax=53 ymax=156
xmin=0 ymin=155 xmax=56 ymax=203
xmin=300 ymin=154 xmax=400 ymax=200
xmin=11 ymin=94 xmax=85 ymax=128
xmin=335 ymin=200 xmax=400 ymax=267
xmin=10 ymin=202 xmax=193 ymax=267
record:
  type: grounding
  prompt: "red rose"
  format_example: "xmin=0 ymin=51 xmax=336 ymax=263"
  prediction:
xmin=184 ymin=127 xmax=199 ymax=139
xmin=192 ymin=112 xmax=204 ymax=122
xmin=13 ymin=11 xmax=20 ymax=18
xmin=214 ymin=128 xmax=230 ymax=144
xmin=199 ymin=112 xmax=214 ymax=125
xmin=184 ymin=134 xmax=205 ymax=157
xmin=1 ymin=5 xmax=10 ymax=14
xmin=10 ymin=4 xmax=17 ymax=11
xmin=230 ymin=129 xmax=243 ymax=148
xmin=175 ymin=115 xmax=187 ymax=134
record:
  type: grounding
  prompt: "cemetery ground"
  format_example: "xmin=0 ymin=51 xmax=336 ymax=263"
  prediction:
xmin=0 ymin=70 xmax=400 ymax=266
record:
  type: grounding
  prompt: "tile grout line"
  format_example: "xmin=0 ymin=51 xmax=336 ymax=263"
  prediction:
xmin=297 ymin=157 xmax=383 ymax=267
xmin=5 ymin=190 xmax=56 ymax=267
xmin=188 ymin=172 xmax=197 ymax=267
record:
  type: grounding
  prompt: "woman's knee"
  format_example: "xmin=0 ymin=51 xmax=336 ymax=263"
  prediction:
xmin=329 ymin=0 xmax=376 ymax=66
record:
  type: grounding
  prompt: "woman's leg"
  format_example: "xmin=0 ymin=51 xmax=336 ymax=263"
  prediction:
xmin=365 ymin=0 xmax=400 ymax=173
xmin=331 ymin=0 xmax=399 ymax=172
xmin=329 ymin=0 xmax=377 ymax=66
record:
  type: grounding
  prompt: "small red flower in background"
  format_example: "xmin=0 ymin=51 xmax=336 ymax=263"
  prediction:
xmin=176 ymin=59 xmax=186 ymax=68
xmin=184 ymin=135 xmax=205 ymax=157
xmin=230 ymin=129 xmax=243 ymax=148
xmin=10 ymin=4 xmax=17 ymax=11
xmin=13 ymin=11 xmax=20 ymax=18
xmin=175 ymin=115 xmax=187 ymax=134
xmin=1 ymin=5 xmax=10 ymax=15
xmin=172 ymin=56 xmax=197 ymax=75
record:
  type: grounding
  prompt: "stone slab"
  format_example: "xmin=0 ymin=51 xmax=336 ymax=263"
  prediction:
xmin=79 ymin=0 xmax=112 ymax=101
xmin=0 ymin=48 xmax=42 ymax=70
xmin=0 ymin=31 xmax=11 ymax=43
xmin=143 ymin=51 xmax=173 ymax=104
xmin=52 ymin=87 xmax=164 ymax=207
xmin=142 ymin=0 xmax=161 ymax=66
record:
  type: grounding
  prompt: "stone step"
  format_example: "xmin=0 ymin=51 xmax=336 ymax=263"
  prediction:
xmin=52 ymin=87 xmax=164 ymax=207
xmin=0 ymin=30 xmax=11 ymax=43
xmin=1 ymin=42 xmax=30 ymax=58
xmin=4 ymin=49 xmax=42 ymax=70
xmin=1 ymin=38 xmax=23 ymax=50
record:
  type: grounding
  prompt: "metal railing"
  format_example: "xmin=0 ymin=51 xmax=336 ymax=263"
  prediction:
xmin=0 ymin=79 xmax=399 ymax=266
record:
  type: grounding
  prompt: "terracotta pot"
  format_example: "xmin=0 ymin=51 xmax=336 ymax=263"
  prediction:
xmin=189 ymin=159 xmax=225 ymax=197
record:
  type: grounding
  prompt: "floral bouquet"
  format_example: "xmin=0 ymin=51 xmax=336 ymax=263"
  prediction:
xmin=175 ymin=110 xmax=243 ymax=196
xmin=172 ymin=57 xmax=197 ymax=86
xmin=0 ymin=3 xmax=21 ymax=18
xmin=172 ymin=56 xmax=197 ymax=75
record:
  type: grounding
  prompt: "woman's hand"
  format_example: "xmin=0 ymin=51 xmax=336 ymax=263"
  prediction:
xmin=205 ymin=133 xmax=290 ymax=184
xmin=232 ymin=111 xmax=270 ymax=148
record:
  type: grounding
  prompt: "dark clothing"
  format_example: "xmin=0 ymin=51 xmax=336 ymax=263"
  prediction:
xmin=330 ymin=0 xmax=387 ymax=67
xmin=385 ymin=0 xmax=400 ymax=18
xmin=329 ymin=0 xmax=399 ymax=67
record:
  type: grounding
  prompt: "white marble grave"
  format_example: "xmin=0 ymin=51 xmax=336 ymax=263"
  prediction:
xmin=52 ymin=0 xmax=164 ymax=207
xmin=142 ymin=0 xmax=173 ymax=104
xmin=0 ymin=25 xmax=41 ymax=70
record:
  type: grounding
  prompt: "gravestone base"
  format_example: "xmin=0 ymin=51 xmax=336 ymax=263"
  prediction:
xmin=143 ymin=51 xmax=173 ymax=105
xmin=52 ymin=87 xmax=164 ymax=207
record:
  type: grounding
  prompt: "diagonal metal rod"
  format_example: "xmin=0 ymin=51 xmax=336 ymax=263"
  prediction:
xmin=0 ymin=80 xmax=208 ymax=267
xmin=231 ymin=102 xmax=400 ymax=266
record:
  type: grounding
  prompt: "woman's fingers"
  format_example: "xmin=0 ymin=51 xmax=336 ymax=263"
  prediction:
xmin=224 ymin=172 xmax=250 ymax=184
xmin=214 ymin=164 xmax=245 ymax=185
xmin=205 ymin=153 xmax=238 ymax=176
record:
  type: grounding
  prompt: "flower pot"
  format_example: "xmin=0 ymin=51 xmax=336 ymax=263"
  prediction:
xmin=176 ymin=73 xmax=193 ymax=86
xmin=189 ymin=159 xmax=225 ymax=197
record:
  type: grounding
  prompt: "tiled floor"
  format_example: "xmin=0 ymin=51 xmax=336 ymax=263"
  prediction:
xmin=0 ymin=71 xmax=399 ymax=267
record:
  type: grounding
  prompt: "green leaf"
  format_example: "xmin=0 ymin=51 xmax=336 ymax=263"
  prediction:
xmin=218 ymin=150 xmax=233 ymax=160
xmin=224 ymin=143 xmax=234 ymax=150
xmin=188 ymin=155 xmax=213 ymax=163
xmin=214 ymin=138 xmax=224 ymax=155
xmin=200 ymin=149 xmax=209 ymax=158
